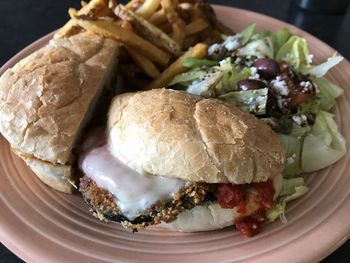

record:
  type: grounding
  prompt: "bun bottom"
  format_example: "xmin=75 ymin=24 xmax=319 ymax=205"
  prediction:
xmin=161 ymin=174 xmax=283 ymax=232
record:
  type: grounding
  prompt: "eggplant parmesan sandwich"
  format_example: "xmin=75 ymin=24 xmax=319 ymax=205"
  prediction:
xmin=0 ymin=32 xmax=120 ymax=193
xmin=78 ymin=88 xmax=286 ymax=237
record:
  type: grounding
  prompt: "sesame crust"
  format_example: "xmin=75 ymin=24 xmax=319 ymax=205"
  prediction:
xmin=79 ymin=176 xmax=212 ymax=230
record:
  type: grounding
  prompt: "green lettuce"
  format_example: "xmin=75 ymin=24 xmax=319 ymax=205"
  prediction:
xmin=307 ymin=55 xmax=343 ymax=77
xmin=239 ymin=23 xmax=256 ymax=45
xmin=267 ymin=177 xmax=308 ymax=223
xmin=311 ymin=77 xmax=343 ymax=111
xmin=169 ymin=69 xmax=205 ymax=86
xmin=272 ymin=28 xmax=292 ymax=54
xmin=237 ymin=38 xmax=274 ymax=59
xmin=275 ymin=36 xmax=312 ymax=70
xmin=183 ymin=58 xmax=218 ymax=68
xmin=218 ymin=88 xmax=268 ymax=115
xmin=302 ymin=111 xmax=346 ymax=172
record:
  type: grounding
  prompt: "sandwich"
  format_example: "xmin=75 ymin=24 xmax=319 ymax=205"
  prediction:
xmin=0 ymin=32 xmax=120 ymax=193
xmin=79 ymin=88 xmax=286 ymax=236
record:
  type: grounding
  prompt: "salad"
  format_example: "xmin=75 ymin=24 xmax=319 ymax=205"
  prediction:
xmin=169 ymin=24 xmax=346 ymax=223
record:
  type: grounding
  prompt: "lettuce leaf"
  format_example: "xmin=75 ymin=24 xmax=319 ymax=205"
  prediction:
xmin=311 ymin=77 xmax=343 ymax=111
xmin=169 ymin=69 xmax=205 ymax=86
xmin=302 ymin=111 xmax=346 ymax=172
xmin=239 ymin=23 xmax=256 ymax=45
xmin=275 ymin=36 xmax=312 ymax=70
xmin=267 ymin=177 xmax=308 ymax=223
xmin=183 ymin=58 xmax=218 ymax=68
xmin=218 ymin=88 xmax=268 ymax=114
xmin=237 ymin=38 xmax=274 ymax=59
xmin=306 ymin=55 xmax=343 ymax=77
xmin=272 ymin=28 xmax=292 ymax=54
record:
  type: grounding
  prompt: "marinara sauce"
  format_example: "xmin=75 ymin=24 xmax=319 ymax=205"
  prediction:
xmin=215 ymin=180 xmax=275 ymax=237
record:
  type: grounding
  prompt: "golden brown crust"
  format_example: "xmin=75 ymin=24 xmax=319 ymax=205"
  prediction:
xmin=108 ymin=89 xmax=286 ymax=184
xmin=0 ymin=32 xmax=119 ymax=193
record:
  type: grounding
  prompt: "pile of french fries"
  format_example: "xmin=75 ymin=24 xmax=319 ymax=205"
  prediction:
xmin=55 ymin=0 xmax=230 ymax=90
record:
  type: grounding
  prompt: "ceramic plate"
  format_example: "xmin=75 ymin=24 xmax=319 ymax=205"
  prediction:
xmin=0 ymin=5 xmax=350 ymax=263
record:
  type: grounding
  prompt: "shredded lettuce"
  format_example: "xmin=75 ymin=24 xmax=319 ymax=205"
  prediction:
xmin=218 ymin=88 xmax=268 ymax=114
xmin=239 ymin=23 xmax=256 ymax=45
xmin=186 ymin=69 xmax=225 ymax=96
xmin=183 ymin=58 xmax=218 ymax=68
xmin=312 ymin=77 xmax=343 ymax=111
xmin=275 ymin=36 xmax=312 ymax=70
xmin=307 ymin=55 xmax=343 ymax=77
xmin=237 ymin=38 xmax=274 ymax=59
xmin=169 ymin=69 xmax=205 ymax=86
xmin=278 ymin=133 xmax=303 ymax=177
xmin=267 ymin=177 xmax=308 ymax=223
xmin=302 ymin=111 xmax=346 ymax=172
xmin=272 ymin=28 xmax=292 ymax=54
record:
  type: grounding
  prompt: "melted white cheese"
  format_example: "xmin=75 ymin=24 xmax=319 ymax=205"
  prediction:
xmin=79 ymin=141 xmax=186 ymax=220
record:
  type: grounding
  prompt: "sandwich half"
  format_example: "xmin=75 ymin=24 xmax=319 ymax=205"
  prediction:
xmin=0 ymin=32 xmax=119 ymax=193
xmin=79 ymin=88 xmax=286 ymax=236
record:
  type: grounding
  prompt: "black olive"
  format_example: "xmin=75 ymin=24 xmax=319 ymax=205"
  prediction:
xmin=237 ymin=79 xmax=267 ymax=91
xmin=252 ymin=58 xmax=280 ymax=80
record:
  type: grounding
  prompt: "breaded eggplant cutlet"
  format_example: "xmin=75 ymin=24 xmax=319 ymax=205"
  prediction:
xmin=80 ymin=176 xmax=213 ymax=230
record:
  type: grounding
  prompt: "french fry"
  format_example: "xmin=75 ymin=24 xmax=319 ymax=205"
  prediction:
xmin=185 ymin=18 xmax=209 ymax=36
xmin=81 ymin=1 xmax=88 ymax=7
xmin=115 ymin=4 xmax=181 ymax=55
xmin=54 ymin=0 xmax=107 ymax=39
xmin=149 ymin=8 xmax=167 ymax=25
xmin=126 ymin=47 xmax=161 ymax=78
xmin=126 ymin=0 xmax=144 ymax=10
xmin=73 ymin=18 xmax=171 ymax=66
xmin=122 ymin=21 xmax=160 ymax=78
xmin=135 ymin=0 xmax=160 ymax=19
xmin=54 ymin=19 xmax=83 ymax=39
xmin=160 ymin=0 xmax=186 ymax=47
xmin=108 ymin=0 xmax=117 ymax=9
xmin=145 ymin=43 xmax=208 ymax=90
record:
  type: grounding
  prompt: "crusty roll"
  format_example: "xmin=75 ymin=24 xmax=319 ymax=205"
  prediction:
xmin=0 ymin=32 xmax=119 ymax=193
xmin=108 ymin=88 xmax=286 ymax=184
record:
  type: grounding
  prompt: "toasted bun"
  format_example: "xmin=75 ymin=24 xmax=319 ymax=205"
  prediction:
xmin=0 ymin=32 xmax=119 ymax=193
xmin=163 ymin=174 xmax=283 ymax=232
xmin=108 ymin=88 xmax=286 ymax=184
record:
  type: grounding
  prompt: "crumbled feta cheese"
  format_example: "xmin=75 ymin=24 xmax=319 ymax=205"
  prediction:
xmin=223 ymin=36 xmax=240 ymax=51
xmin=292 ymin=114 xmax=308 ymax=126
xmin=249 ymin=66 xmax=260 ymax=79
xmin=308 ymin=54 xmax=314 ymax=63
xmin=299 ymin=81 xmax=312 ymax=93
xmin=208 ymin=43 xmax=221 ymax=56
xmin=271 ymin=76 xmax=289 ymax=96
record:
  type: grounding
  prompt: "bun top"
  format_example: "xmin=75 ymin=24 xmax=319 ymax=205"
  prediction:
xmin=0 ymin=32 xmax=118 ymax=165
xmin=108 ymin=89 xmax=286 ymax=184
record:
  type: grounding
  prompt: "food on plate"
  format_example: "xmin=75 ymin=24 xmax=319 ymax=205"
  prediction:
xmin=169 ymin=24 xmax=346 ymax=221
xmin=0 ymin=32 xmax=120 ymax=193
xmin=59 ymin=0 xmax=227 ymax=89
xmin=79 ymin=88 xmax=285 ymax=236
xmin=0 ymin=0 xmax=346 ymax=237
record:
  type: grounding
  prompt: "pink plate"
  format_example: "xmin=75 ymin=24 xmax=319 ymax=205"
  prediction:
xmin=0 ymin=5 xmax=350 ymax=263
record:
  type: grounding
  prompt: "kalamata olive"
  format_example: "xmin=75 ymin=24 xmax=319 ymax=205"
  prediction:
xmin=237 ymin=79 xmax=267 ymax=91
xmin=288 ymin=81 xmax=316 ymax=109
xmin=252 ymin=58 xmax=280 ymax=80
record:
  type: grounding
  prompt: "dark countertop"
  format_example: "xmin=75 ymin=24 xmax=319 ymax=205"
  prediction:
xmin=0 ymin=0 xmax=349 ymax=262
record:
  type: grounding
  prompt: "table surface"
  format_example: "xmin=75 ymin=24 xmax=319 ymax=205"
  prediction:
xmin=0 ymin=0 xmax=349 ymax=262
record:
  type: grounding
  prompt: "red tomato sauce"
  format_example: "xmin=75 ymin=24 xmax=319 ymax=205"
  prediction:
xmin=215 ymin=180 xmax=275 ymax=237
